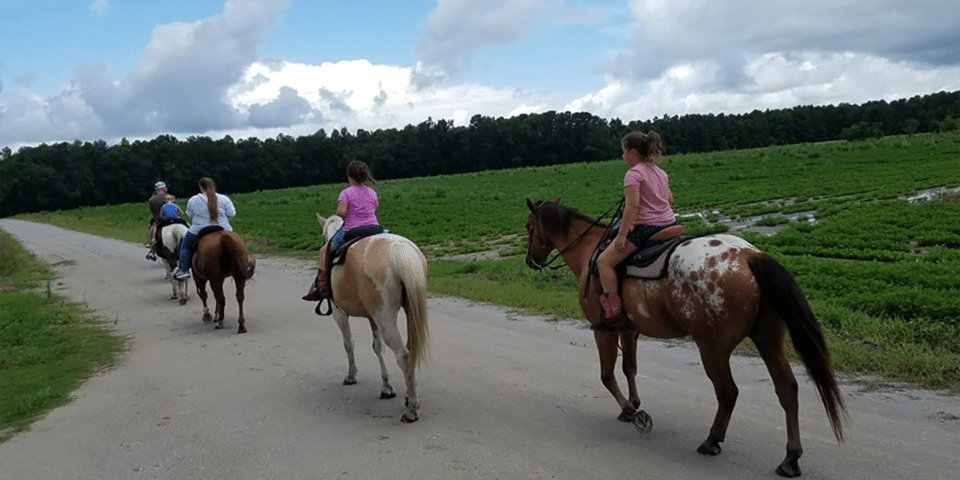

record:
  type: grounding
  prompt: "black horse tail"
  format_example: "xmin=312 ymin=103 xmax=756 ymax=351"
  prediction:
xmin=749 ymin=253 xmax=847 ymax=442
xmin=222 ymin=231 xmax=256 ymax=280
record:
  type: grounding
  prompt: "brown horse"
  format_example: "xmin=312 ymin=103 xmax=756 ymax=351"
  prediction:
xmin=193 ymin=230 xmax=256 ymax=334
xmin=524 ymin=199 xmax=845 ymax=478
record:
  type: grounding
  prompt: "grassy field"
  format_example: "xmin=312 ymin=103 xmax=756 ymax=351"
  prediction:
xmin=0 ymin=230 xmax=125 ymax=441
xmin=15 ymin=132 xmax=960 ymax=390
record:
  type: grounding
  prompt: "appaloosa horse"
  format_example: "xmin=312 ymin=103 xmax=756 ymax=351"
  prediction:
xmin=313 ymin=214 xmax=430 ymax=423
xmin=524 ymin=199 xmax=845 ymax=477
xmin=192 ymin=230 xmax=255 ymax=334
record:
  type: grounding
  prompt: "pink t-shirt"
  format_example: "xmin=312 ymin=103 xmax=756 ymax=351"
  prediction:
xmin=338 ymin=185 xmax=379 ymax=230
xmin=624 ymin=162 xmax=676 ymax=226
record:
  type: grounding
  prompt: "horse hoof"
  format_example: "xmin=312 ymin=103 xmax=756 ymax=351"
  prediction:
xmin=214 ymin=324 xmax=224 ymax=330
xmin=775 ymin=458 xmax=801 ymax=478
xmin=343 ymin=377 xmax=357 ymax=386
xmin=179 ymin=298 xmax=188 ymax=306
xmin=697 ymin=440 xmax=722 ymax=456
xmin=170 ymin=295 xmax=178 ymax=300
xmin=632 ymin=410 xmax=653 ymax=433
xmin=400 ymin=412 xmax=419 ymax=423
xmin=237 ymin=326 xmax=247 ymax=334
xmin=380 ymin=391 xmax=397 ymax=400
xmin=202 ymin=313 xmax=213 ymax=323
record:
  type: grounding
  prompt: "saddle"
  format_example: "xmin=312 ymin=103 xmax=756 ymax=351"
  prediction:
xmin=330 ymin=224 xmax=387 ymax=266
xmin=593 ymin=224 xmax=688 ymax=281
xmin=187 ymin=226 xmax=224 ymax=262
xmin=315 ymin=224 xmax=387 ymax=316
xmin=154 ymin=218 xmax=188 ymax=260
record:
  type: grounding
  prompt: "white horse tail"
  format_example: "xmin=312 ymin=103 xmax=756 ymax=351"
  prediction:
xmin=397 ymin=247 xmax=430 ymax=377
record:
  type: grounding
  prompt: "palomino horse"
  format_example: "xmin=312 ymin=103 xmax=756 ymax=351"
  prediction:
xmin=314 ymin=214 xmax=430 ymax=423
xmin=192 ymin=230 xmax=256 ymax=334
xmin=158 ymin=222 xmax=190 ymax=304
xmin=524 ymin=199 xmax=845 ymax=478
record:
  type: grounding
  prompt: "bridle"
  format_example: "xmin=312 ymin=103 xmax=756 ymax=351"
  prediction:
xmin=526 ymin=199 xmax=622 ymax=271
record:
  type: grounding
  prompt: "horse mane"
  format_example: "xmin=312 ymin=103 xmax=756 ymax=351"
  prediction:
xmin=536 ymin=199 xmax=607 ymax=235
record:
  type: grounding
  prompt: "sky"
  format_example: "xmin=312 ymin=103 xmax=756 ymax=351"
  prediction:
xmin=1 ymin=0 xmax=958 ymax=151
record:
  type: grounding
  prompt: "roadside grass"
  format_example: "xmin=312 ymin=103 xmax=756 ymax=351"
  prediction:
xmin=0 ymin=230 xmax=125 ymax=442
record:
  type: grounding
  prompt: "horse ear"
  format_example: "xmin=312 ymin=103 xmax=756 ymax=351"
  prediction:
xmin=526 ymin=198 xmax=536 ymax=212
xmin=315 ymin=212 xmax=326 ymax=226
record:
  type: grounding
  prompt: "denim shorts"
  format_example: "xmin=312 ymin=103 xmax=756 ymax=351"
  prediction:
xmin=625 ymin=223 xmax=675 ymax=248
xmin=330 ymin=228 xmax=346 ymax=248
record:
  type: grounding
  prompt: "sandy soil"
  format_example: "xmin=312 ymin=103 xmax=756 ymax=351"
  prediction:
xmin=1 ymin=218 xmax=957 ymax=480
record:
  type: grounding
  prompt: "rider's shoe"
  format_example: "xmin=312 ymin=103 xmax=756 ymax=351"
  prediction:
xmin=591 ymin=292 xmax=630 ymax=331
xmin=301 ymin=272 xmax=330 ymax=301
xmin=146 ymin=252 xmax=157 ymax=261
xmin=173 ymin=270 xmax=191 ymax=280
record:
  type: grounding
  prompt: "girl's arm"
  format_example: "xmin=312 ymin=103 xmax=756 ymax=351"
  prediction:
xmin=336 ymin=201 xmax=349 ymax=218
xmin=615 ymin=185 xmax=641 ymax=251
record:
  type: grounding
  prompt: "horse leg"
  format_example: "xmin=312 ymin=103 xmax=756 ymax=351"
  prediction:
xmin=332 ymin=308 xmax=358 ymax=385
xmin=620 ymin=330 xmax=642 ymax=411
xmin=234 ymin=277 xmax=246 ymax=334
xmin=751 ymin=319 xmax=803 ymax=477
xmin=177 ymin=278 xmax=190 ymax=305
xmin=211 ymin=278 xmax=226 ymax=329
xmin=377 ymin=314 xmax=418 ymax=423
xmin=696 ymin=345 xmax=739 ymax=456
xmin=196 ymin=277 xmax=212 ymax=323
xmin=594 ymin=331 xmax=635 ymax=421
xmin=368 ymin=318 xmax=397 ymax=399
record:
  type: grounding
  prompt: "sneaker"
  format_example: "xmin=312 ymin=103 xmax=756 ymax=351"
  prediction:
xmin=173 ymin=270 xmax=191 ymax=280
xmin=146 ymin=252 xmax=157 ymax=261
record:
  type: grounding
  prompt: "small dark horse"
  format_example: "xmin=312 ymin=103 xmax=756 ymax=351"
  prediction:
xmin=193 ymin=230 xmax=256 ymax=334
xmin=524 ymin=199 xmax=846 ymax=477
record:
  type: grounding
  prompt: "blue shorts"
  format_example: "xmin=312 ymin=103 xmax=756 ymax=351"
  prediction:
xmin=625 ymin=223 xmax=676 ymax=248
xmin=330 ymin=228 xmax=346 ymax=248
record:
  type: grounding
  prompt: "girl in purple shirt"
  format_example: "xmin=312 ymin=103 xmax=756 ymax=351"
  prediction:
xmin=594 ymin=131 xmax=677 ymax=331
xmin=302 ymin=160 xmax=380 ymax=301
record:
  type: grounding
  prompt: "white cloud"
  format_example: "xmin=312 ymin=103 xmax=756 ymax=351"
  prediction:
xmin=89 ymin=0 xmax=108 ymax=17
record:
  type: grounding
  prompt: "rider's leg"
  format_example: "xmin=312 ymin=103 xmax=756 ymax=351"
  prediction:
xmin=593 ymin=239 xmax=637 ymax=331
xmin=174 ymin=231 xmax=196 ymax=279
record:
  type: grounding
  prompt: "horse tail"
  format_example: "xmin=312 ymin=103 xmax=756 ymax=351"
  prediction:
xmin=748 ymin=253 xmax=847 ymax=442
xmin=222 ymin=231 xmax=256 ymax=280
xmin=396 ymin=246 xmax=430 ymax=377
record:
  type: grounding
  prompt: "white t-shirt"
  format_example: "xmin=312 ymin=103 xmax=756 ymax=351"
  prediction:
xmin=185 ymin=193 xmax=236 ymax=234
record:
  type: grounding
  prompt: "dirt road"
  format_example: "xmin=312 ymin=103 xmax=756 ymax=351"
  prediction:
xmin=1 ymin=218 xmax=957 ymax=480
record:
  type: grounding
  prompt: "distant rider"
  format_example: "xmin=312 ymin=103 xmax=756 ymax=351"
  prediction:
xmin=145 ymin=181 xmax=168 ymax=261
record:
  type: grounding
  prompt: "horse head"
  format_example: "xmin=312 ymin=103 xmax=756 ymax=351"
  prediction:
xmin=525 ymin=198 xmax=561 ymax=270
xmin=316 ymin=212 xmax=345 ymax=243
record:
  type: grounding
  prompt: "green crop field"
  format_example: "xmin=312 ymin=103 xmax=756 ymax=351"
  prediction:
xmin=16 ymin=132 xmax=960 ymax=389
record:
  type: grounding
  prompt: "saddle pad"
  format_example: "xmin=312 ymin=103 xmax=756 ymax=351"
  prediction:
xmin=623 ymin=236 xmax=689 ymax=279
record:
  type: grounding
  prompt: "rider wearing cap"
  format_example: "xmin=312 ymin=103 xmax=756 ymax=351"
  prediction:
xmin=146 ymin=181 xmax=168 ymax=261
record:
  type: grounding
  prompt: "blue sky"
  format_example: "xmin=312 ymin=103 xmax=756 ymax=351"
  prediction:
xmin=2 ymin=0 xmax=958 ymax=150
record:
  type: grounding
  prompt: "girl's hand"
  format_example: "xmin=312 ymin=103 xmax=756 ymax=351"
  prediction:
xmin=614 ymin=236 xmax=628 ymax=252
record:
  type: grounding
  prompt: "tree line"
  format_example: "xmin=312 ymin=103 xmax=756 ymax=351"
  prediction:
xmin=1 ymin=90 xmax=957 ymax=218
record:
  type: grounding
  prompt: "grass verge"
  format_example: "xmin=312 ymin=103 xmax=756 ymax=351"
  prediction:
xmin=0 ymin=230 xmax=125 ymax=442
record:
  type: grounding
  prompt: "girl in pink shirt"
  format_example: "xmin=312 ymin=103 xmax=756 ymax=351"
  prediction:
xmin=594 ymin=131 xmax=677 ymax=330
xmin=302 ymin=160 xmax=380 ymax=301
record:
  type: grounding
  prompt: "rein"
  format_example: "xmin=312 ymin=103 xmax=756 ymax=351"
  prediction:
xmin=530 ymin=197 xmax=624 ymax=271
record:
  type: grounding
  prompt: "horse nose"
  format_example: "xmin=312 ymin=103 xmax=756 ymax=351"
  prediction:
xmin=525 ymin=254 xmax=542 ymax=271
